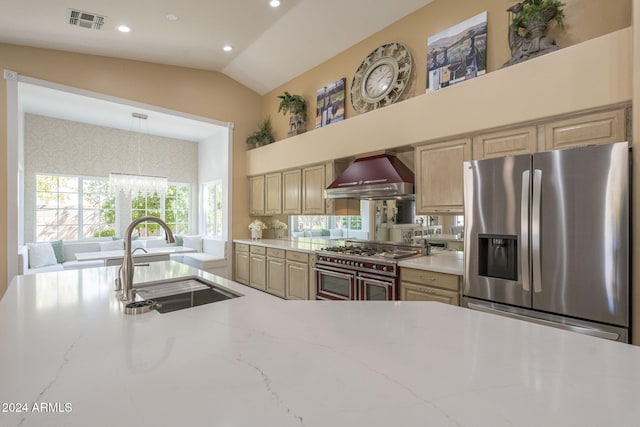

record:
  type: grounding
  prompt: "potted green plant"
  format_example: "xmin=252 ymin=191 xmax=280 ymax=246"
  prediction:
xmin=277 ymin=91 xmax=307 ymax=137
xmin=246 ymin=117 xmax=275 ymax=148
xmin=504 ymin=0 xmax=566 ymax=67
xmin=511 ymin=0 xmax=565 ymax=34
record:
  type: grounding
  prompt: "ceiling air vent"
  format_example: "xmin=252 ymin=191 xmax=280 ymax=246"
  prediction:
xmin=68 ymin=9 xmax=106 ymax=30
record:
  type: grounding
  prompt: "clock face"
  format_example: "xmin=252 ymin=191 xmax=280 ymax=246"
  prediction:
xmin=364 ymin=63 xmax=395 ymax=98
xmin=351 ymin=42 xmax=413 ymax=114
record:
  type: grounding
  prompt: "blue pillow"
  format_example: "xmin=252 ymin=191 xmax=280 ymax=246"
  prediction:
xmin=174 ymin=235 xmax=183 ymax=246
xmin=50 ymin=240 xmax=64 ymax=263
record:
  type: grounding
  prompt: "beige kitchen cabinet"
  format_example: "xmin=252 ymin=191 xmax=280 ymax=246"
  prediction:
xmin=544 ymin=108 xmax=626 ymax=151
xmin=249 ymin=245 xmax=267 ymax=291
xmin=473 ymin=126 xmax=537 ymax=159
xmin=266 ymin=248 xmax=286 ymax=298
xmin=265 ymin=172 xmax=282 ymax=215
xmin=234 ymin=243 xmax=250 ymax=285
xmin=286 ymin=250 xmax=310 ymax=300
xmin=282 ymin=169 xmax=302 ymax=214
xmin=302 ymin=164 xmax=326 ymax=214
xmin=415 ymin=138 xmax=471 ymax=215
xmin=249 ymin=175 xmax=265 ymax=216
xmin=400 ymin=267 xmax=461 ymax=306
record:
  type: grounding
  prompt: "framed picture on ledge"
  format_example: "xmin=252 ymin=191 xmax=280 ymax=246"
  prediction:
xmin=316 ymin=77 xmax=346 ymax=128
xmin=427 ymin=11 xmax=487 ymax=92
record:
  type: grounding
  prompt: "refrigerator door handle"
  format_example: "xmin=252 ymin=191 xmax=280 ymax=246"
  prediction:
xmin=531 ymin=169 xmax=543 ymax=293
xmin=521 ymin=170 xmax=530 ymax=292
xmin=467 ymin=303 xmax=620 ymax=341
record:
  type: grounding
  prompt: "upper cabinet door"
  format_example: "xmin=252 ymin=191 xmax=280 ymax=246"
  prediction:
xmin=544 ymin=109 xmax=626 ymax=151
xmin=249 ymin=175 xmax=265 ymax=216
xmin=282 ymin=169 xmax=302 ymax=214
xmin=302 ymin=165 xmax=326 ymax=214
xmin=415 ymin=138 xmax=471 ymax=215
xmin=265 ymin=172 xmax=282 ymax=215
xmin=473 ymin=126 xmax=538 ymax=159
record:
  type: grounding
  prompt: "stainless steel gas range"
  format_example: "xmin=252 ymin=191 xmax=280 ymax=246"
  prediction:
xmin=315 ymin=240 xmax=424 ymax=301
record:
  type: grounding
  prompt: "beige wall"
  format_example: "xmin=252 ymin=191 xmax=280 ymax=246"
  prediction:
xmin=247 ymin=28 xmax=632 ymax=175
xmin=262 ymin=0 xmax=631 ymax=141
xmin=0 ymin=43 xmax=262 ymax=297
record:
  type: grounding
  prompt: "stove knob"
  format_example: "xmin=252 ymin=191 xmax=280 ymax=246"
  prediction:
xmin=382 ymin=266 xmax=387 ymax=271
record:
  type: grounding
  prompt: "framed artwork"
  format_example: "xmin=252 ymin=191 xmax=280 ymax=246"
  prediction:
xmin=427 ymin=11 xmax=487 ymax=92
xmin=316 ymin=77 xmax=346 ymax=128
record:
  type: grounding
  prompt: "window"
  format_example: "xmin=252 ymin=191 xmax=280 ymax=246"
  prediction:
xmin=131 ymin=183 xmax=190 ymax=236
xmin=202 ymin=181 xmax=223 ymax=236
xmin=289 ymin=200 xmax=370 ymax=237
xmin=165 ymin=185 xmax=190 ymax=234
xmin=82 ymin=179 xmax=116 ymax=238
xmin=36 ymin=174 xmax=115 ymax=241
xmin=131 ymin=193 xmax=162 ymax=236
xmin=36 ymin=174 xmax=190 ymax=241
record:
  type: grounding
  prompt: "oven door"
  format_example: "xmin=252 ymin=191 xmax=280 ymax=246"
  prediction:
xmin=358 ymin=272 xmax=397 ymax=301
xmin=315 ymin=264 xmax=357 ymax=300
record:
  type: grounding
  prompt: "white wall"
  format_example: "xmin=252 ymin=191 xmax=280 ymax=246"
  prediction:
xmin=198 ymin=126 xmax=229 ymax=239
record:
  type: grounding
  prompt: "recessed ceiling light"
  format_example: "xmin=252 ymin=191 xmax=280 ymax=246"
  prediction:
xmin=270 ymin=0 xmax=281 ymax=7
xmin=223 ymin=45 xmax=233 ymax=52
xmin=166 ymin=13 xmax=179 ymax=21
xmin=117 ymin=25 xmax=131 ymax=33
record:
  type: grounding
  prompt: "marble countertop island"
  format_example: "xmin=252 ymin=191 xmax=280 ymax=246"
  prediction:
xmin=2 ymin=261 xmax=640 ymax=426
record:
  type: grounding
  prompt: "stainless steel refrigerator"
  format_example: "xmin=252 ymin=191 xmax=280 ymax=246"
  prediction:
xmin=462 ymin=142 xmax=629 ymax=342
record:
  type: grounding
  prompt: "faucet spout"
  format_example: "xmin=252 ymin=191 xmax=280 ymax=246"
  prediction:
xmin=120 ymin=216 xmax=175 ymax=303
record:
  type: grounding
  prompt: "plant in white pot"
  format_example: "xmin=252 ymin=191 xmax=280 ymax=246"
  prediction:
xmin=248 ymin=219 xmax=267 ymax=240
xmin=270 ymin=219 xmax=288 ymax=239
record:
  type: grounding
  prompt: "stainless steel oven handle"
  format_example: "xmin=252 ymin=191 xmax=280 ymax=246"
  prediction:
xmin=531 ymin=169 xmax=542 ymax=293
xmin=521 ymin=170 xmax=530 ymax=292
xmin=357 ymin=276 xmax=393 ymax=287
xmin=313 ymin=267 xmax=356 ymax=279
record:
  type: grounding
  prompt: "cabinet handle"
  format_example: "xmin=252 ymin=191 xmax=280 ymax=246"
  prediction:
xmin=419 ymin=276 xmax=436 ymax=281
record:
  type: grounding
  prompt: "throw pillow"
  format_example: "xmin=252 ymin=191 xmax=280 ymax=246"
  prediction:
xmin=100 ymin=239 xmax=124 ymax=251
xmin=182 ymin=235 xmax=203 ymax=252
xmin=174 ymin=235 xmax=184 ymax=247
xmin=50 ymin=239 xmax=64 ymax=263
xmin=27 ymin=242 xmax=58 ymax=268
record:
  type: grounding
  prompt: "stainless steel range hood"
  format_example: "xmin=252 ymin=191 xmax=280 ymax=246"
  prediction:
xmin=325 ymin=154 xmax=414 ymax=199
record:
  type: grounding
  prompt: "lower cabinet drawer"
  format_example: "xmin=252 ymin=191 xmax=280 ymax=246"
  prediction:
xmin=400 ymin=268 xmax=460 ymax=292
xmin=400 ymin=282 xmax=460 ymax=306
xmin=286 ymin=250 xmax=309 ymax=263
xmin=267 ymin=247 xmax=285 ymax=258
xmin=250 ymin=245 xmax=266 ymax=255
xmin=235 ymin=243 xmax=249 ymax=253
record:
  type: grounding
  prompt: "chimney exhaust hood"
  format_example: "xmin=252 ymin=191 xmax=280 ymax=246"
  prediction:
xmin=325 ymin=154 xmax=414 ymax=200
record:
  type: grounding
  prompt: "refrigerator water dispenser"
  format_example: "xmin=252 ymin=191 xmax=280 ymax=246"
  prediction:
xmin=478 ymin=235 xmax=517 ymax=281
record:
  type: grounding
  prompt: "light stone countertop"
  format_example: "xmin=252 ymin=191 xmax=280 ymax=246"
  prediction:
xmin=2 ymin=261 xmax=640 ymax=426
xmin=398 ymin=251 xmax=464 ymax=275
xmin=233 ymin=237 xmax=335 ymax=253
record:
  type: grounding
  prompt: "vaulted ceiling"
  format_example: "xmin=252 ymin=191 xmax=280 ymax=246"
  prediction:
xmin=1 ymin=0 xmax=433 ymax=95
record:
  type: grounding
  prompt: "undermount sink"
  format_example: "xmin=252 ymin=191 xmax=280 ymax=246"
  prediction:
xmin=133 ymin=276 xmax=242 ymax=313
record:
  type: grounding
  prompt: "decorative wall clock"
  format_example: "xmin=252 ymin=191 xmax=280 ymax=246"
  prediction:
xmin=350 ymin=42 xmax=413 ymax=114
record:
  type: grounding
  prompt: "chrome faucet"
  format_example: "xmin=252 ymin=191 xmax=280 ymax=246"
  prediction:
xmin=119 ymin=216 xmax=175 ymax=303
